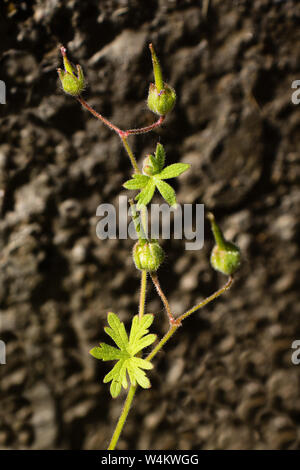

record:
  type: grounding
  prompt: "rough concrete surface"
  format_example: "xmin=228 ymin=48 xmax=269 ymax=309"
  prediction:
xmin=0 ymin=0 xmax=300 ymax=450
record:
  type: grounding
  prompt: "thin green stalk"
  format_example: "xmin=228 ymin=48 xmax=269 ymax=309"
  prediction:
xmin=146 ymin=324 xmax=177 ymax=362
xmin=139 ymin=270 xmax=147 ymax=320
xmin=121 ymin=135 xmax=140 ymax=174
xmin=107 ymin=384 xmax=137 ymax=450
xmin=178 ymin=276 xmax=233 ymax=322
xmin=129 ymin=199 xmax=147 ymax=242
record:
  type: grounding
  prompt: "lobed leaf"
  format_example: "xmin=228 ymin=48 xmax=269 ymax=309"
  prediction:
xmin=156 ymin=180 xmax=177 ymax=207
xmin=158 ymin=163 xmax=190 ymax=179
xmin=123 ymin=175 xmax=149 ymax=190
xmin=131 ymin=334 xmax=157 ymax=356
xmin=135 ymin=179 xmax=156 ymax=208
xmin=90 ymin=312 xmax=157 ymax=398
xmin=105 ymin=312 xmax=129 ymax=350
xmin=155 ymin=143 xmax=165 ymax=172
xmin=89 ymin=344 xmax=126 ymax=361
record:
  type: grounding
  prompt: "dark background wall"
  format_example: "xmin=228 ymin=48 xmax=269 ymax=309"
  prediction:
xmin=0 ymin=0 xmax=299 ymax=450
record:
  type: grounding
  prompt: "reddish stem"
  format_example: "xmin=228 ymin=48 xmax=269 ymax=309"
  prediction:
xmin=76 ymin=96 xmax=123 ymax=135
xmin=125 ymin=116 xmax=165 ymax=135
xmin=150 ymin=273 xmax=180 ymax=326
xmin=76 ymin=96 xmax=165 ymax=138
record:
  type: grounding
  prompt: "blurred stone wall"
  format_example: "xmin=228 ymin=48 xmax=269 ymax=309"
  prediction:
xmin=0 ymin=0 xmax=299 ymax=450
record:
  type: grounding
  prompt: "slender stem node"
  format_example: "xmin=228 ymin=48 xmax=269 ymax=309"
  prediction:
xmin=146 ymin=276 xmax=234 ymax=363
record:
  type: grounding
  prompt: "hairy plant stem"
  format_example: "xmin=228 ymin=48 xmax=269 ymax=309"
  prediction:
xmin=107 ymin=384 xmax=137 ymax=450
xmin=108 ymin=275 xmax=233 ymax=449
xmin=76 ymin=95 xmax=164 ymax=137
xmin=139 ymin=270 xmax=147 ymax=320
xmin=76 ymin=96 xmax=122 ymax=134
xmin=76 ymin=96 xmax=166 ymax=173
xmin=126 ymin=115 xmax=165 ymax=135
xmin=150 ymin=273 xmax=178 ymax=325
xmin=120 ymin=135 xmax=140 ymax=174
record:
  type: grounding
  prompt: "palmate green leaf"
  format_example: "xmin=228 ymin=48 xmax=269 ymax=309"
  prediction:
xmin=89 ymin=313 xmax=156 ymax=398
xmin=157 ymin=163 xmax=190 ymax=179
xmin=135 ymin=179 xmax=156 ymax=209
xmin=104 ymin=312 xmax=128 ymax=350
xmin=123 ymin=174 xmax=149 ymax=190
xmin=156 ymin=179 xmax=177 ymax=207
xmin=128 ymin=314 xmax=156 ymax=356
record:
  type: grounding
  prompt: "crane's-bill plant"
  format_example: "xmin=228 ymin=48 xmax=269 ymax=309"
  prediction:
xmin=90 ymin=313 xmax=156 ymax=398
xmin=57 ymin=43 xmax=241 ymax=450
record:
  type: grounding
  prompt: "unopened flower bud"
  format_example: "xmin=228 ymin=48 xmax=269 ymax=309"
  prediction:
xmin=57 ymin=46 xmax=85 ymax=96
xmin=147 ymin=44 xmax=176 ymax=116
xmin=133 ymin=240 xmax=165 ymax=272
xmin=142 ymin=154 xmax=159 ymax=176
xmin=208 ymin=213 xmax=241 ymax=276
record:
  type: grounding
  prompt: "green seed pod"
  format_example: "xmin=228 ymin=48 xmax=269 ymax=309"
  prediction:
xmin=147 ymin=83 xmax=176 ymax=116
xmin=208 ymin=213 xmax=241 ymax=276
xmin=57 ymin=46 xmax=85 ymax=96
xmin=133 ymin=240 xmax=165 ymax=272
xmin=147 ymin=44 xmax=176 ymax=116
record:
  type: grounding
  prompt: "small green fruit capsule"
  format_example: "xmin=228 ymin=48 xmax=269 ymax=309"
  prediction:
xmin=57 ymin=46 xmax=85 ymax=96
xmin=133 ymin=240 xmax=165 ymax=272
xmin=147 ymin=83 xmax=176 ymax=116
xmin=147 ymin=44 xmax=176 ymax=116
xmin=208 ymin=213 xmax=241 ymax=276
xmin=210 ymin=243 xmax=241 ymax=276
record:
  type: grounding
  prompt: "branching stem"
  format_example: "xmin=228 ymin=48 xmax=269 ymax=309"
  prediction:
xmin=76 ymin=96 xmax=165 ymax=173
xmin=146 ymin=276 xmax=233 ymax=363
xmin=108 ymin=276 xmax=233 ymax=449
